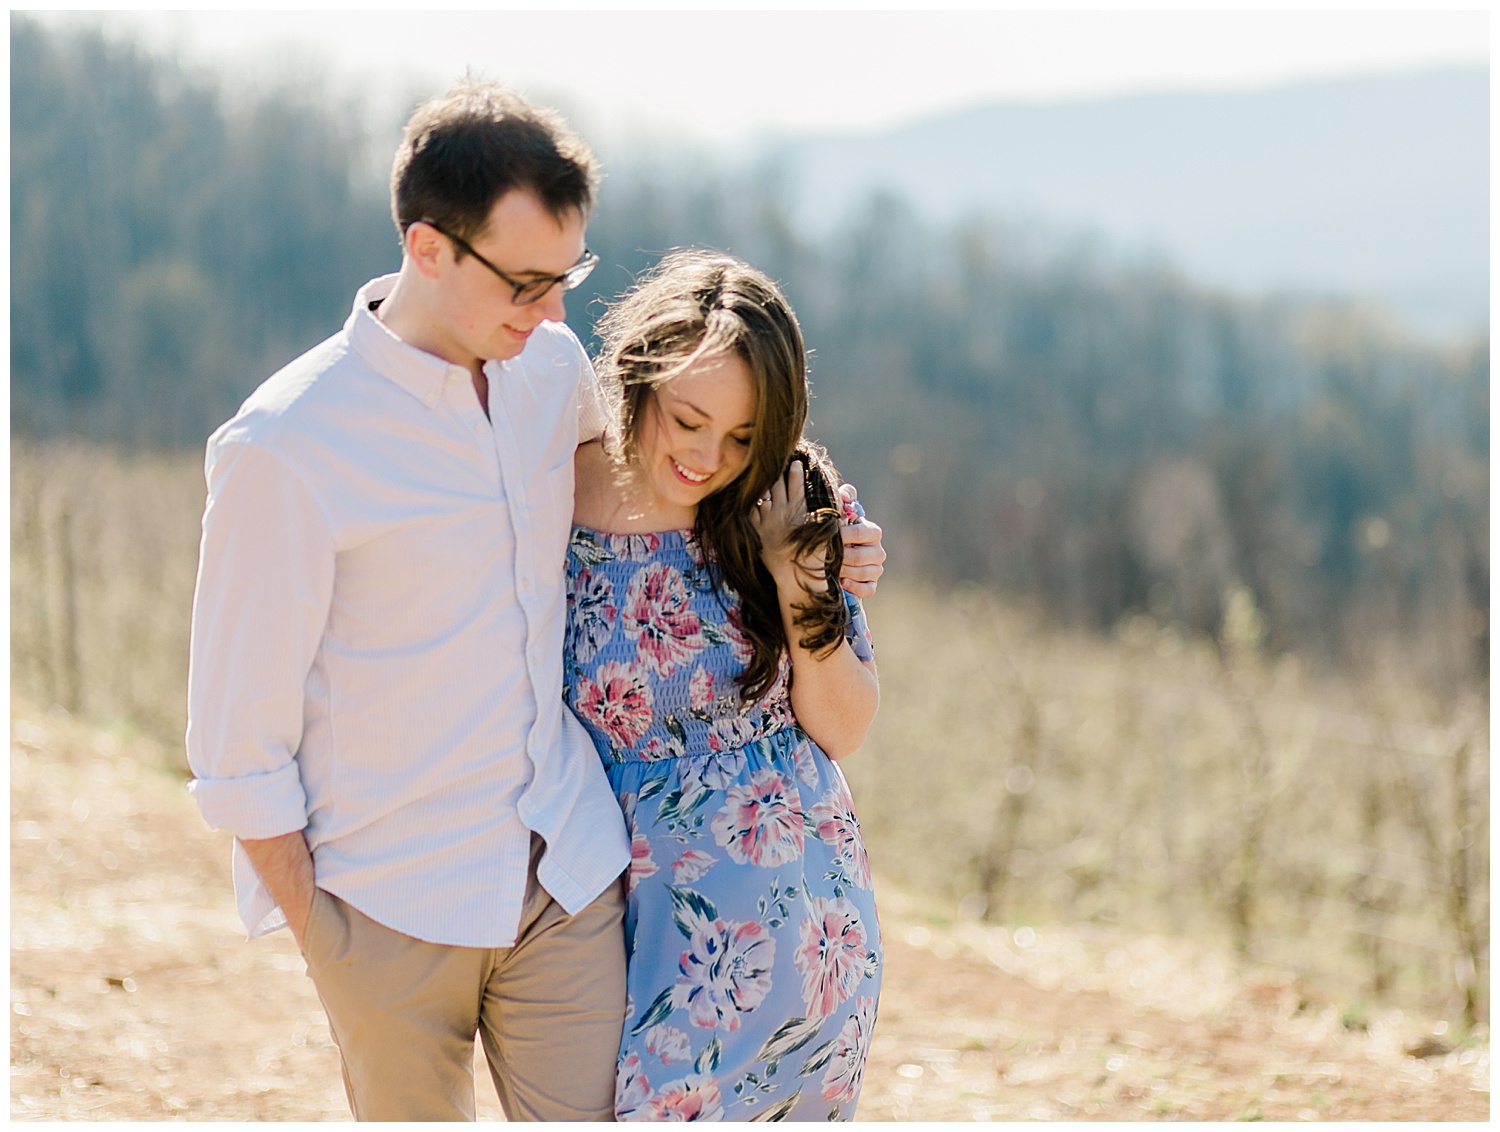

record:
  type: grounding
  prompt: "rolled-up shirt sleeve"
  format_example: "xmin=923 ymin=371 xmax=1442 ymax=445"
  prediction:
xmin=186 ymin=438 xmax=335 ymax=839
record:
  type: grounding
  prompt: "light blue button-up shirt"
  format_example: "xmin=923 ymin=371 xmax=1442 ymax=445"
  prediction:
xmin=186 ymin=274 xmax=630 ymax=945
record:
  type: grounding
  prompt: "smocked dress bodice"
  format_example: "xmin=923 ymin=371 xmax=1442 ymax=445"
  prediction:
xmin=564 ymin=526 xmax=873 ymax=764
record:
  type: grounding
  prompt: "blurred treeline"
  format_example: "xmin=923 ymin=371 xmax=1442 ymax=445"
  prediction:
xmin=11 ymin=16 xmax=1487 ymax=683
xmin=10 ymin=16 xmax=394 ymax=445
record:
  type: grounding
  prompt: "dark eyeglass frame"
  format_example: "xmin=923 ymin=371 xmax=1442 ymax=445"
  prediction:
xmin=414 ymin=219 xmax=599 ymax=306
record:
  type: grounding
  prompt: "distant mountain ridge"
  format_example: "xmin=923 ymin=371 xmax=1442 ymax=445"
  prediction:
xmin=768 ymin=68 xmax=1488 ymax=340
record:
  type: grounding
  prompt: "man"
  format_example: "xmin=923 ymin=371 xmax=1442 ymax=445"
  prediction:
xmin=186 ymin=82 xmax=885 ymax=1122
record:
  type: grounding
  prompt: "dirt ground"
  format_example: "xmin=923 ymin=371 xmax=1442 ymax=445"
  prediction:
xmin=10 ymin=702 xmax=1490 ymax=1121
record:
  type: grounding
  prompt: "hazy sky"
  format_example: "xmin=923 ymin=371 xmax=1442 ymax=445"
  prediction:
xmin=31 ymin=9 xmax=1490 ymax=145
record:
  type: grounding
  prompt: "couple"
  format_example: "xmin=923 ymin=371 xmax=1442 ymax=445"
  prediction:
xmin=186 ymin=82 xmax=883 ymax=1122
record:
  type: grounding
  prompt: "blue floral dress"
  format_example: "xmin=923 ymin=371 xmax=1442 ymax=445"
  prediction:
xmin=563 ymin=525 xmax=882 ymax=1122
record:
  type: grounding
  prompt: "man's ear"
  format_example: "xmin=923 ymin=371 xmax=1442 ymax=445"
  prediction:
xmin=404 ymin=222 xmax=448 ymax=281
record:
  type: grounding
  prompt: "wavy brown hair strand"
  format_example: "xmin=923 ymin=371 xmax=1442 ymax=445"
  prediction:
xmin=784 ymin=443 xmax=852 ymax=660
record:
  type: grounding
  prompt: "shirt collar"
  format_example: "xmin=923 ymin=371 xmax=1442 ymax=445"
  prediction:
xmin=345 ymin=274 xmax=472 ymax=406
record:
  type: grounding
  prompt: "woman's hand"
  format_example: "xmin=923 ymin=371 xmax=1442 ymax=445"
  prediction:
xmin=751 ymin=460 xmax=828 ymax=594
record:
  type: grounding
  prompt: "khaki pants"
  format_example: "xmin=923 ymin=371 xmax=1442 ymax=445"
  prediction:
xmin=302 ymin=838 xmax=627 ymax=1121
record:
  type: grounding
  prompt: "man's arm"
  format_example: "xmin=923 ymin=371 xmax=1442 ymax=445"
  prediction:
xmin=837 ymin=483 xmax=886 ymax=599
xmin=187 ymin=439 xmax=336 ymax=939
xmin=238 ymin=833 xmax=317 ymax=949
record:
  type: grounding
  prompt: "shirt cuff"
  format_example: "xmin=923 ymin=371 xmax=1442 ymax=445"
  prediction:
xmin=187 ymin=762 xmax=308 ymax=840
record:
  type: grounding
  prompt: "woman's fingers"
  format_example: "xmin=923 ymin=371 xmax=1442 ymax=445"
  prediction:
xmin=787 ymin=459 xmax=806 ymax=516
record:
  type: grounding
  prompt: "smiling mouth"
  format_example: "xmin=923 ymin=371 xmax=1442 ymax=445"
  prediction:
xmin=671 ymin=457 xmax=712 ymax=485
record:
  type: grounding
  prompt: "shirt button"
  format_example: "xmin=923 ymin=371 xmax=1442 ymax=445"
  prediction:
xmin=424 ymin=391 xmax=437 ymax=406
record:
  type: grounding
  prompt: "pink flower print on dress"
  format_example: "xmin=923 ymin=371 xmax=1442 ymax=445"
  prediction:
xmin=615 ymin=1052 xmax=652 ymax=1120
xmin=644 ymin=1023 xmax=692 ymax=1065
xmin=575 ymin=660 xmax=654 ymax=750
xmin=622 ymin=562 xmax=706 ymax=678
xmin=688 ymin=667 xmax=714 ymax=713
xmin=671 ymin=914 xmax=776 ymax=1031
xmin=671 ymin=849 xmax=717 ymax=885
xmin=710 ymin=767 xmax=805 ymax=868
xmin=808 ymin=785 xmax=872 ymax=889
xmin=820 ymin=995 xmax=877 ymax=1104
xmin=640 ymin=1073 xmax=724 ymax=1122
xmin=793 ymin=895 xmax=870 ymax=1018
xmin=628 ymin=832 xmax=659 ymax=895
xmin=720 ymin=603 xmax=755 ymax=667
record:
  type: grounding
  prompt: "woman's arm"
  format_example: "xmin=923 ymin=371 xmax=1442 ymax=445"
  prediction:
xmin=754 ymin=462 xmax=880 ymax=760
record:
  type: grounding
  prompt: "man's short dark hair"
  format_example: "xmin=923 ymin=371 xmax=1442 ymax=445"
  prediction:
xmin=390 ymin=81 xmax=600 ymax=246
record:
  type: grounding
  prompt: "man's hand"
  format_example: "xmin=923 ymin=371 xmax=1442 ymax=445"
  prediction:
xmin=238 ymin=831 xmax=317 ymax=952
xmin=837 ymin=483 xmax=885 ymax=599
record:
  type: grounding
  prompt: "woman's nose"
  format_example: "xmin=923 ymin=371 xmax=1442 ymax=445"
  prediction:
xmin=690 ymin=437 xmax=720 ymax=471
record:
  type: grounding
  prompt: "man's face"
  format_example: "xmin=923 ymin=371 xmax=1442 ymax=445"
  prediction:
xmin=431 ymin=189 xmax=588 ymax=367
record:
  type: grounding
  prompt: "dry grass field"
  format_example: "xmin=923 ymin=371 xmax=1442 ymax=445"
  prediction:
xmin=9 ymin=440 xmax=1490 ymax=1120
xmin=10 ymin=699 xmax=1488 ymax=1121
xmin=846 ymin=585 xmax=1488 ymax=1025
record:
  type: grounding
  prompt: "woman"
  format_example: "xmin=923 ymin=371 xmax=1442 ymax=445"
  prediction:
xmin=563 ymin=250 xmax=882 ymax=1121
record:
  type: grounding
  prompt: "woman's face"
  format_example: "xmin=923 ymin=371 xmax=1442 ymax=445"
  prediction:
xmin=636 ymin=351 xmax=758 ymax=511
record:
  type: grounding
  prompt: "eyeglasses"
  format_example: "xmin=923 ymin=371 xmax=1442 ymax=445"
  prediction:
xmin=416 ymin=219 xmax=599 ymax=306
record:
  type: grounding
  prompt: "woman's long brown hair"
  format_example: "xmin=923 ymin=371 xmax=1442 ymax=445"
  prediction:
xmin=594 ymin=250 xmax=850 ymax=701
